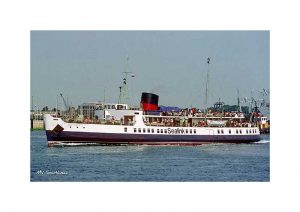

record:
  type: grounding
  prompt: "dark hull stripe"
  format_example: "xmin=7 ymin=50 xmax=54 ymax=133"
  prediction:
xmin=46 ymin=130 xmax=260 ymax=146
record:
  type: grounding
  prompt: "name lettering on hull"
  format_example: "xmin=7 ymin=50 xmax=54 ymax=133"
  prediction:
xmin=168 ymin=128 xmax=185 ymax=134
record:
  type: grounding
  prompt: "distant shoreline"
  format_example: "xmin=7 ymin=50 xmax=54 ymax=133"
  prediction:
xmin=31 ymin=128 xmax=44 ymax=131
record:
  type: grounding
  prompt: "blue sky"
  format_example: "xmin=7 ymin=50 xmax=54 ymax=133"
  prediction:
xmin=31 ymin=31 xmax=269 ymax=109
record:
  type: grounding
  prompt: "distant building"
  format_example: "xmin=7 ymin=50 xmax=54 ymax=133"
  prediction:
xmin=78 ymin=102 xmax=129 ymax=119
xmin=94 ymin=103 xmax=129 ymax=120
xmin=30 ymin=111 xmax=57 ymax=120
xmin=78 ymin=102 xmax=103 ymax=119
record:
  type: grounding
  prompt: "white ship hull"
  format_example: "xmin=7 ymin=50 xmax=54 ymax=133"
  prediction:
xmin=44 ymin=114 xmax=261 ymax=146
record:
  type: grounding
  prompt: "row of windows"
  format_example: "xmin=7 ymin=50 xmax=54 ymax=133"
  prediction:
xmin=125 ymin=127 xmax=197 ymax=134
xmin=217 ymin=129 xmax=257 ymax=134
xmin=259 ymin=117 xmax=267 ymax=121
xmin=69 ymin=126 xmax=85 ymax=129
xmin=125 ymin=127 xmax=257 ymax=134
xmin=246 ymin=129 xmax=257 ymax=134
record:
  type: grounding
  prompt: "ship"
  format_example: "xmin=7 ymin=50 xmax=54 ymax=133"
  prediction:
xmin=44 ymin=92 xmax=261 ymax=146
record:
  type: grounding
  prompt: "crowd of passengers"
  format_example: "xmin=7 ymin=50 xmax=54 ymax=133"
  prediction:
xmin=144 ymin=118 xmax=255 ymax=128
xmin=77 ymin=108 xmax=260 ymax=127
xmin=150 ymin=108 xmax=245 ymax=118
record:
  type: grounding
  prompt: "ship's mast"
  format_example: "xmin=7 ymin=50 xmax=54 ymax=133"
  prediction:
xmin=204 ymin=57 xmax=211 ymax=119
xmin=250 ymin=90 xmax=254 ymax=113
xmin=118 ymin=86 xmax=122 ymax=104
xmin=55 ymin=94 xmax=58 ymax=117
xmin=122 ymin=71 xmax=132 ymax=104
xmin=120 ymin=57 xmax=133 ymax=105
xmin=103 ymin=86 xmax=106 ymax=103
xmin=237 ymin=88 xmax=241 ymax=112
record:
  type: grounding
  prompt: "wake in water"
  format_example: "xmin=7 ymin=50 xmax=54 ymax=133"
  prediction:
xmin=255 ymin=134 xmax=270 ymax=144
xmin=56 ymin=142 xmax=99 ymax=146
xmin=255 ymin=140 xmax=270 ymax=144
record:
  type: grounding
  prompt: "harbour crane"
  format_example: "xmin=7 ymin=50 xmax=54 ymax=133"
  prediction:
xmin=240 ymin=89 xmax=269 ymax=116
xmin=60 ymin=93 xmax=70 ymax=111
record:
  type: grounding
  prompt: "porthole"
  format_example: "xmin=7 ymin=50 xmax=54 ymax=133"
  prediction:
xmin=221 ymin=129 xmax=224 ymax=134
xmin=240 ymin=130 xmax=242 ymax=134
xmin=186 ymin=129 xmax=188 ymax=134
xmin=164 ymin=129 xmax=167 ymax=133
xmin=190 ymin=129 xmax=192 ymax=134
xmin=151 ymin=129 xmax=154 ymax=133
xmin=157 ymin=129 xmax=159 ymax=133
xmin=236 ymin=129 xmax=238 ymax=134
xmin=147 ymin=128 xmax=150 ymax=133
xmin=138 ymin=128 xmax=141 ymax=133
xmin=143 ymin=128 xmax=146 ymax=133
xmin=124 ymin=127 xmax=127 ymax=132
xmin=218 ymin=130 xmax=220 ymax=134
xmin=194 ymin=129 xmax=196 ymax=134
xmin=161 ymin=129 xmax=163 ymax=133
xmin=229 ymin=129 xmax=231 ymax=134
xmin=134 ymin=128 xmax=137 ymax=133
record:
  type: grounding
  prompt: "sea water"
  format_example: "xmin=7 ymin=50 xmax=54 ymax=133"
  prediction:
xmin=30 ymin=130 xmax=270 ymax=182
